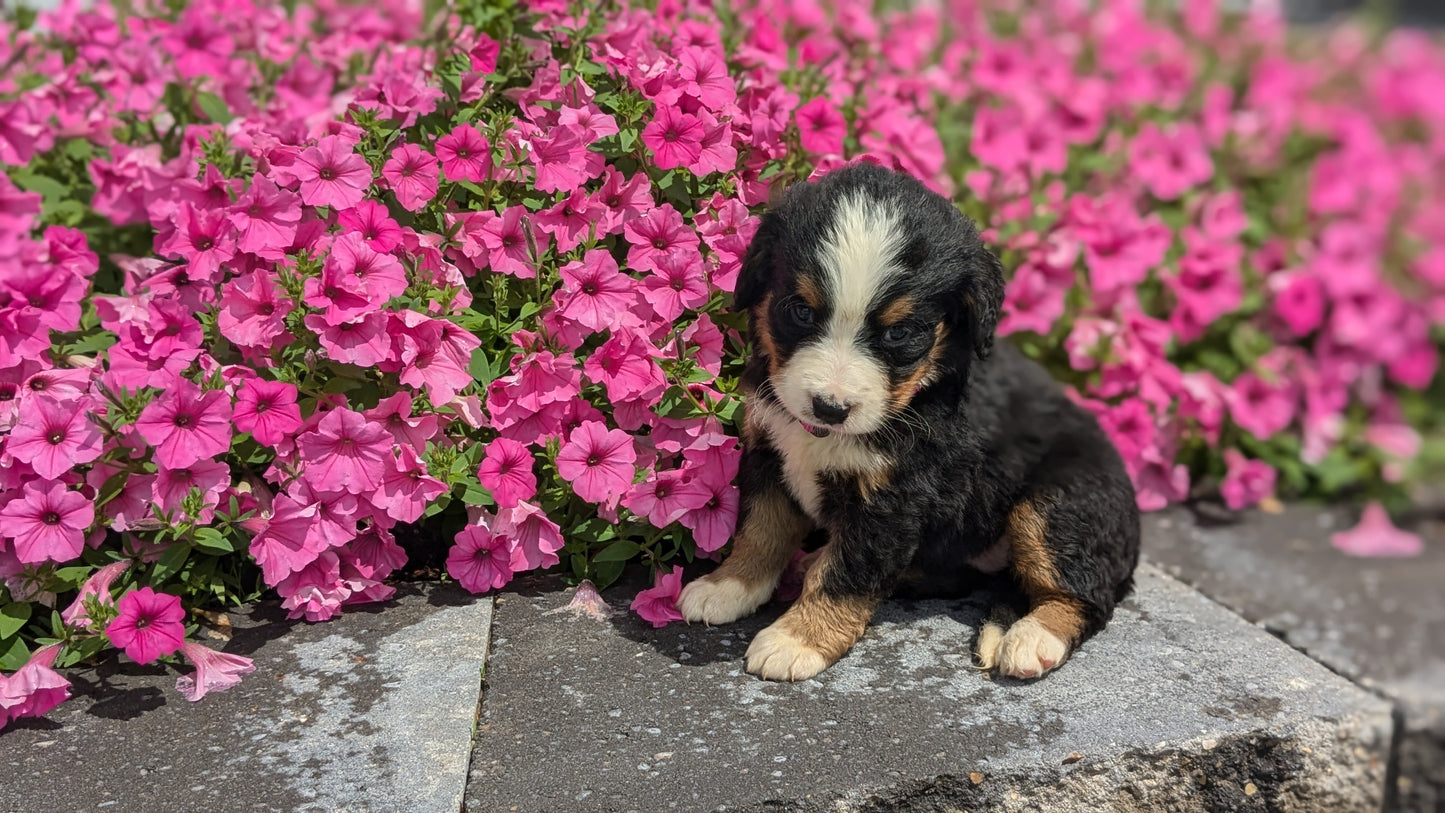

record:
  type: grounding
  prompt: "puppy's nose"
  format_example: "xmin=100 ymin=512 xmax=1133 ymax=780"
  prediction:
xmin=810 ymin=394 xmax=852 ymax=426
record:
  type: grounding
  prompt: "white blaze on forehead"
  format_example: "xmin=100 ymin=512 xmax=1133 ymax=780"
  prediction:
xmin=773 ymin=192 xmax=903 ymax=434
xmin=818 ymin=192 xmax=907 ymax=328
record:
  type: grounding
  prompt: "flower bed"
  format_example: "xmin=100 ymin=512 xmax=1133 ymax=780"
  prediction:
xmin=1 ymin=0 xmax=1442 ymax=727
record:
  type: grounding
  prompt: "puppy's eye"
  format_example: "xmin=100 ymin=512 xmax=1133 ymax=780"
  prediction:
xmin=788 ymin=302 xmax=815 ymax=327
xmin=882 ymin=324 xmax=914 ymax=344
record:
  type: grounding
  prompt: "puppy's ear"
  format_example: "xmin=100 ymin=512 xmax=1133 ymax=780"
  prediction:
xmin=930 ymin=247 xmax=1006 ymax=409
xmin=732 ymin=217 xmax=776 ymax=312
xmin=965 ymin=248 xmax=1006 ymax=361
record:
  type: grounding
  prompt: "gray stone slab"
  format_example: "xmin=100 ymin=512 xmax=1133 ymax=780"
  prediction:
xmin=1143 ymin=504 xmax=1445 ymax=812
xmin=466 ymin=564 xmax=1392 ymax=813
xmin=0 ymin=583 xmax=493 ymax=813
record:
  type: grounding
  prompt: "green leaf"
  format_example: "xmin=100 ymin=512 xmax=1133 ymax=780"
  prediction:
xmin=459 ymin=481 xmax=495 ymax=507
xmin=192 ymin=527 xmax=236 ymax=555
xmin=10 ymin=171 xmax=67 ymax=203
xmin=592 ymin=559 xmax=626 ymax=590
xmin=150 ymin=544 xmax=191 ymax=584
xmin=196 ymin=92 xmax=234 ymax=124
xmin=469 ymin=348 xmax=496 ymax=386
xmin=592 ymin=540 xmax=641 ymax=562
xmin=0 ymin=602 xmax=32 ymax=639
xmin=0 ymin=635 xmax=29 ymax=672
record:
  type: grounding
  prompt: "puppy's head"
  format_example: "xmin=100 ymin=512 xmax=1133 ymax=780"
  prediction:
xmin=735 ymin=163 xmax=1004 ymax=438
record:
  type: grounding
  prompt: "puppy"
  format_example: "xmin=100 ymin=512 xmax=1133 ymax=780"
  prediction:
xmin=677 ymin=163 xmax=1140 ymax=682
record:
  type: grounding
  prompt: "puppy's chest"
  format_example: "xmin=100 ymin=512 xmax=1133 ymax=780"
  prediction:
xmin=751 ymin=402 xmax=892 ymax=522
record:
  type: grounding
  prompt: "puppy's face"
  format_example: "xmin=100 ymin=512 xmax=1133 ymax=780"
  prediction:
xmin=737 ymin=164 xmax=1005 ymax=438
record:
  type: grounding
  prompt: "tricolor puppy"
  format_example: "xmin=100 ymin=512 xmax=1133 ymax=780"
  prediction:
xmin=676 ymin=163 xmax=1141 ymax=682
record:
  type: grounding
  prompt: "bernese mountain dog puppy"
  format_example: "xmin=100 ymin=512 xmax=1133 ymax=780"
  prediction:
xmin=677 ymin=162 xmax=1141 ymax=682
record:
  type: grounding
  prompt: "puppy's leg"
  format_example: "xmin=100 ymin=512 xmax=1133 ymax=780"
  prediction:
xmin=746 ymin=499 xmax=920 ymax=681
xmin=991 ymin=489 xmax=1139 ymax=680
xmin=678 ymin=448 xmax=812 ymax=625
xmin=745 ymin=542 xmax=878 ymax=681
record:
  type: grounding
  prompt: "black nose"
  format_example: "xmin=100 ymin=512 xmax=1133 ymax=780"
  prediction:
xmin=810 ymin=395 xmax=852 ymax=426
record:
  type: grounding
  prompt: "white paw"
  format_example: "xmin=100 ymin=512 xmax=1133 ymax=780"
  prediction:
xmin=677 ymin=577 xmax=771 ymax=626
xmin=996 ymin=616 xmax=1070 ymax=679
xmin=973 ymin=620 xmax=1007 ymax=670
xmin=745 ymin=623 xmax=830 ymax=681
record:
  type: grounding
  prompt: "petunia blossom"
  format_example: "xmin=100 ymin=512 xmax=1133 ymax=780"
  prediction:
xmin=105 ymin=587 xmax=186 ymax=665
xmin=631 ymin=566 xmax=685 ymax=629
xmin=1 ymin=480 xmax=95 ymax=565
xmin=174 ymin=641 xmax=257 ymax=702
xmin=1331 ymin=503 xmax=1424 ymax=558
xmin=447 ymin=523 xmax=514 ymax=594
xmin=555 ymin=421 xmax=637 ymax=504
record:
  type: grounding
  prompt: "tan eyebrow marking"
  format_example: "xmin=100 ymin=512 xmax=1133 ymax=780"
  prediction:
xmin=877 ymin=295 xmax=915 ymax=326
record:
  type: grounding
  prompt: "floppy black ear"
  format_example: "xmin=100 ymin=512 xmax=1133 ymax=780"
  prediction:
xmin=732 ymin=216 xmax=777 ymax=312
xmin=967 ymin=248 xmax=1006 ymax=361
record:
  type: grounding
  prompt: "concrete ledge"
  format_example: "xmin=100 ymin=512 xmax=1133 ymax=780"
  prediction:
xmin=467 ymin=564 xmax=1392 ymax=812
xmin=0 ymin=584 xmax=494 ymax=813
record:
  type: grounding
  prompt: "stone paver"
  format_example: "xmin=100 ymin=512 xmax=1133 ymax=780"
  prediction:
xmin=0 ymin=584 xmax=494 ymax=813
xmin=466 ymin=564 xmax=1392 ymax=813
xmin=1144 ymin=503 xmax=1445 ymax=813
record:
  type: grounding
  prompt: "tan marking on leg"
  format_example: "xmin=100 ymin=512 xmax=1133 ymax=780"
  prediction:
xmin=878 ymin=294 xmax=916 ymax=326
xmin=678 ymin=487 xmax=812 ymax=626
xmin=746 ymin=544 xmax=877 ymax=681
xmin=991 ymin=501 xmax=1089 ymax=678
xmin=965 ymin=538 xmax=1011 ymax=573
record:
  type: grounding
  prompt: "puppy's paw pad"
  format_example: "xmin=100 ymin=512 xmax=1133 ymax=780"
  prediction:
xmin=997 ymin=617 xmax=1070 ymax=679
xmin=678 ymin=577 xmax=768 ymax=626
xmin=973 ymin=620 xmax=1007 ymax=670
xmin=746 ymin=624 xmax=830 ymax=682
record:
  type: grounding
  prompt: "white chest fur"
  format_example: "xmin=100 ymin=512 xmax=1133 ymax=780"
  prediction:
xmin=749 ymin=399 xmax=893 ymax=522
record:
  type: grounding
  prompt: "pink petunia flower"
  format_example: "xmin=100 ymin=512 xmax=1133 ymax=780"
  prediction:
xmin=232 ymin=379 xmax=303 ymax=447
xmin=1228 ymin=371 xmax=1297 ymax=440
xmin=555 ymin=250 xmax=637 ymax=333
xmin=796 ymin=97 xmax=847 ymax=156
xmin=174 ymin=641 xmax=256 ymax=702
xmin=376 ymin=445 xmax=448 ymax=524
xmin=478 ymin=437 xmax=537 ymax=508
xmin=293 ymin=135 xmax=371 ymax=210
xmin=631 ymin=566 xmax=684 ymax=628
xmin=497 ymin=501 xmax=566 ymax=572
xmin=337 ymin=200 xmax=404 ymax=253
xmin=105 ymin=587 xmax=186 ymax=665
xmin=583 ymin=328 xmax=667 ymax=405
xmin=231 ymin=173 xmax=301 ymax=257
xmin=6 ymin=394 xmax=104 ymax=479
xmin=447 ymin=523 xmax=514 ymax=594
xmin=0 ymin=644 xmax=71 ymax=730
xmin=61 ymin=561 xmax=130 ymax=630
xmin=528 ymin=126 xmax=601 ymax=194
xmin=640 ymin=247 xmax=709 ymax=322
xmin=556 ymin=421 xmax=637 ymax=504
xmin=1219 ymin=450 xmax=1278 ymax=511
xmin=641 ymin=105 xmax=704 ymax=170
xmin=298 ymin=408 xmax=393 ymax=496
xmin=154 ymin=456 xmax=229 ymax=516
xmin=381 ymin=143 xmax=440 ymax=212
xmin=1 ymin=480 xmax=95 ymax=564
xmin=476 ymin=207 xmax=537 ymax=278
xmin=248 ymin=493 xmax=324 ymax=585
xmin=622 ymin=468 xmax=712 ymax=529
xmin=624 ymin=204 xmax=699 ymax=274
xmin=364 ymin=392 xmax=438 ymax=449
xmin=1129 ymin=122 xmax=1213 ymax=201
xmin=1332 ymin=502 xmax=1424 ymax=558
xmin=134 ymin=378 xmax=233 ymax=469
xmin=677 ymin=476 xmax=740 ymax=553
xmin=435 ymin=123 xmax=492 ymax=183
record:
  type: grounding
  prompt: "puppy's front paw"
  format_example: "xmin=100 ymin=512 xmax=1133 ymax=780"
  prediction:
xmin=995 ymin=616 xmax=1070 ymax=680
xmin=678 ymin=576 xmax=770 ymax=626
xmin=745 ymin=623 xmax=830 ymax=681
